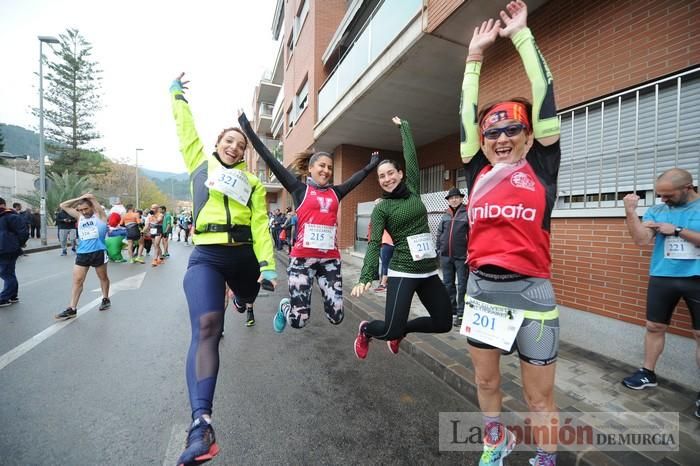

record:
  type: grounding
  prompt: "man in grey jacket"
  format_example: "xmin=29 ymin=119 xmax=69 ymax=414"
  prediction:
xmin=436 ymin=187 xmax=468 ymax=326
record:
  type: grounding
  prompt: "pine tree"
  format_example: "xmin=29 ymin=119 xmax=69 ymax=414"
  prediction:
xmin=39 ymin=28 xmax=105 ymax=176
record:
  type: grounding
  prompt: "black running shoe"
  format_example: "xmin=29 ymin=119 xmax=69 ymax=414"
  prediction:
xmin=694 ymin=392 xmax=700 ymax=419
xmin=0 ymin=300 xmax=11 ymax=307
xmin=98 ymin=298 xmax=111 ymax=311
xmin=9 ymin=297 xmax=19 ymax=304
xmin=55 ymin=307 xmax=77 ymax=320
xmin=232 ymin=295 xmax=245 ymax=313
xmin=177 ymin=416 xmax=219 ymax=466
xmin=246 ymin=308 xmax=255 ymax=327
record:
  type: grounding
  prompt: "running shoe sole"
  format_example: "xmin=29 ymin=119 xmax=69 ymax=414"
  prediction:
xmin=54 ymin=312 xmax=77 ymax=321
xmin=178 ymin=442 xmax=220 ymax=466
xmin=622 ymin=380 xmax=657 ymax=390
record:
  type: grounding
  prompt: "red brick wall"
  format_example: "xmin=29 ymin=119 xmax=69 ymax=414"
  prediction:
xmin=551 ymin=218 xmax=693 ymax=338
xmin=478 ymin=0 xmax=700 ymax=110
xmin=332 ymin=145 xmax=404 ymax=248
xmin=282 ymin=0 xmax=347 ymax=163
xmin=282 ymin=0 xmax=315 ymax=158
xmin=425 ymin=0 xmax=463 ymax=32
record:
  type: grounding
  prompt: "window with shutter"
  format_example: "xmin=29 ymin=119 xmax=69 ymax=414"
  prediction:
xmin=557 ymin=68 xmax=700 ymax=210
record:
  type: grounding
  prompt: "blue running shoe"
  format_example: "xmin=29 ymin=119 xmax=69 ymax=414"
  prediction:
xmin=622 ymin=368 xmax=657 ymax=390
xmin=273 ymin=298 xmax=290 ymax=333
xmin=479 ymin=426 xmax=516 ymax=466
xmin=177 ymin=416 xmax=219 ymax=466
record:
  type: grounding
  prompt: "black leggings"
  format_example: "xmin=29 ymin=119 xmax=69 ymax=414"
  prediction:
xmin=364 ymin=274 xmax=452 ymax=340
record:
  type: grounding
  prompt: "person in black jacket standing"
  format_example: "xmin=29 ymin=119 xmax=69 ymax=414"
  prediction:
xmin=435 ymin=187 xmax=468 ymax=326
xmin=0 ymin=197 xmax=29 ymax=306
xmin=56 ymin=207 xmax=78 ymax=255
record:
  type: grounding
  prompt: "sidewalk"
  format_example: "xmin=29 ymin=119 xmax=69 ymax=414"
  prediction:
xmin=21 ymin=226 xmax=62 ymax=254
xmin=278 ymin=250 xmax=699 ymax=465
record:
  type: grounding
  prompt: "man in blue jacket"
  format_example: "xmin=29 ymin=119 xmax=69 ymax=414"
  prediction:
xmin=435 ymin=187 xmax=468 ymax=326
xmin=0 ymin=197 xmax=29 ymax=306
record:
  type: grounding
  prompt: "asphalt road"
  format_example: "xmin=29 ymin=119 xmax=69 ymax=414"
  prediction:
xmin=0 ymin=241 xmax=518 ymax=465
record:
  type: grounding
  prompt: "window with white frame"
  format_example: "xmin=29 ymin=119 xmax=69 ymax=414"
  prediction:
xmin=293 ymin=0 xmax=309 ymax=44
xmin=556 ymin=69 xmax=700 ymax=209
xmin=286 ymin=105 xmax=295 ymax=131
xmin=294 ymin=78 xmax=309 ymax=119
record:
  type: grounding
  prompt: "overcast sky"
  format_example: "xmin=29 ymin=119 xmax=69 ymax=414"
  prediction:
xmin=0 ymin=0 xmax=279 ymax=173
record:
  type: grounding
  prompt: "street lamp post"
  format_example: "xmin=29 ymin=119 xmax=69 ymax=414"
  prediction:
xmin=38 ymin=35 xmax=60 ymax=246
xmin=135 ymin=148 xmax=143 ymax=208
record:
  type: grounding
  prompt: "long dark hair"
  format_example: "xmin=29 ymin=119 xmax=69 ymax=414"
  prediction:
xmin=290 ymin=150 xmax=333 ymax=175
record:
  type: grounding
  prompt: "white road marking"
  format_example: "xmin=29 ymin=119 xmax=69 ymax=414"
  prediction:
xmin=163 ymin=423 xmax=189 ymax=466
xmin=0 ymin=296 xmax=103 ymax=371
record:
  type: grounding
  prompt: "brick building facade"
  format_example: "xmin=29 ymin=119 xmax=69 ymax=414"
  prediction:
xmin=260 ymin=0 xmax=699 ymax=337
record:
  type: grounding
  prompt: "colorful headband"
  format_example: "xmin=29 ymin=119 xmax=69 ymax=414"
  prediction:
xmin=480 ymin=101 xmax=531 ymax=133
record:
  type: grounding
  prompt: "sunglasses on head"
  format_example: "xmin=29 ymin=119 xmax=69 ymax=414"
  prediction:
xmin=482 ymin=123 xmax=526 ymax=140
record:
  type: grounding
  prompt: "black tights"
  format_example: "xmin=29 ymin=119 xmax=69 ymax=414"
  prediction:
xmin=364 ymin=274 xmax=452 ymax=340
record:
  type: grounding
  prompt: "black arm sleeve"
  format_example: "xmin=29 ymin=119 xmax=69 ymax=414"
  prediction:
xmin=238 ymin=113 xmax=306 ymax=196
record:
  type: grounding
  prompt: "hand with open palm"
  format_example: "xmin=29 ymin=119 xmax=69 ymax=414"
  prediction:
xmin=499 ymin=0 xmax=528 ymax=39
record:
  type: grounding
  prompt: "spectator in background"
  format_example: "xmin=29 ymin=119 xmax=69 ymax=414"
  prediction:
xmin=13 ymin=203 xmax=32 ymax=239
xmin=436 ymin=187 xmax=468 ymax=326
xmin=31 ymin=208 xmax=41 ymax=239
xmin=271 ymin=208 xmax=284 ymax=250
xmin=56 ymin=207 xmax=78 ymax=256
xmin=0 ymin=197 xmax=29 ymax=306
xmin=281 ymin=207 xmax=297 ymax=254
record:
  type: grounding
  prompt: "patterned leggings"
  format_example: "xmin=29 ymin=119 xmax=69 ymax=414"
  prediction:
xmin=285 ymin=257 xmax=343 ymax=328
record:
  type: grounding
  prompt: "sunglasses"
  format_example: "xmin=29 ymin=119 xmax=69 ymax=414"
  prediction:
xmin=482 ymin=123 xmax=526 ymax=140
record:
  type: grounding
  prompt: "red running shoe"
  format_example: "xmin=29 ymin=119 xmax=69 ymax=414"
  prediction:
xmin=354 ymin=321 xmax=370 ymax=360
xmin=387 ymin=337 xmax=403 ymax=355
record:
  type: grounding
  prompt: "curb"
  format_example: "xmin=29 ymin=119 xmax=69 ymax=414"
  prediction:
xmin=24 ymin=244 xmax=61 ymax=254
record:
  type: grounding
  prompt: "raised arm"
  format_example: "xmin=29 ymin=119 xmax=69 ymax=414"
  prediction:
xmin=500 ymin=0 xmax=559 ymax=144
xmin=460 ymin=19 xmax=501 ymax=162
xmin=334 ymin=151 xmax=380 ymax=199
xmin=393 ymin=117 xmax=420 ymax=194
xmin=237 ymin=111 xmax=303 ymax=192
xmin=59 ymin=195 xmax=86 ymax=220
xmin=170 ymin=73 xmax=207 ymax=173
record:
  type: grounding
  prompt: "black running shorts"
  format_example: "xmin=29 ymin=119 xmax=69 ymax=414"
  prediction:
xmin=75 ymin=250 xmax=107 ymax=268
xmin=646 ymin=276 xmax=700 ymax=329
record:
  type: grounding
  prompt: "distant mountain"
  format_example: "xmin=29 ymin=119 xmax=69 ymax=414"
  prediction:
xmin=0 ymin=123 xmax=40 ymax=158
xmin=140 ymin=168 xmax=188 ymax=181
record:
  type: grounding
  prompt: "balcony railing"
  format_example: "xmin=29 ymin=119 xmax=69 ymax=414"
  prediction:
xmin=259 ymin=102 xmax=274 ymax=118
xmin=317 ymin=0 xmax=421 ymax=120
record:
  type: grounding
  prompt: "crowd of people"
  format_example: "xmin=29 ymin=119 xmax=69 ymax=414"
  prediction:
xmin=1 ymin=2 xmax=697 ymax=466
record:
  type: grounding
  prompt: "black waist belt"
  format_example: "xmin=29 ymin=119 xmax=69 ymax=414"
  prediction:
xmin=196 ymin=224 xmax=253 ymax=242
xmin=470 ymin=265 xmax=526 ymax=282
